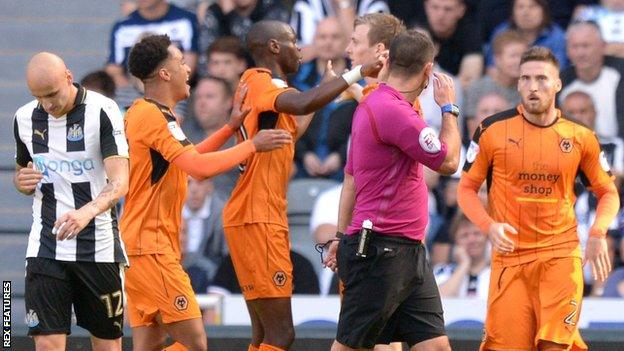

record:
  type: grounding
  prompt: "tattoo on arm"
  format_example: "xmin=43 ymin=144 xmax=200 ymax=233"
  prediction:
xmin=87 ymin=179 xmax=122 ymax=216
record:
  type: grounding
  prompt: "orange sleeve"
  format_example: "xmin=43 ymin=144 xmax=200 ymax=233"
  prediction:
xmin=579 ymin=131 xmax=615 ymax=190
xmin=140 ymin=105 xmax=193 ymax=161
xmin=458 ymin=176 xmax=495 ymax=233
xmin=173 ymin=140 xmax=256 ymax=179
xmin=248 ymin=74 xmax=293 ymax=112
xmin=458 ymin=123 xmax=495 ymax=233
xmin=195 ymin=124 xmax=236 ymax=154
xmin=588 ymin=183 xmax=620 ymax=238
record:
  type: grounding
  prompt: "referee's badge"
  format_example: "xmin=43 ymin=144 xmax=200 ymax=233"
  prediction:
xmin=419 ymin=127 xmax=442 ymax=154
xmin=67 ymin=124 xmax=84 ymax=141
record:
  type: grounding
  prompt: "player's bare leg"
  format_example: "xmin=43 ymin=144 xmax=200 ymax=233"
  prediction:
xmin=132 ymin=324 xmax=168 ymax=351
xmin=246 ymin=300 xmax=265 ymax=347
xmin=537 ymin=340 xmax=568 ymax=351
xmin=165 ymin=317 xmax=208 ymax=351
xmin=91 ymin=336 xmax=122 ymax=351
xmin=252 ymin=297 xmax=295 ymax=350
xmin=33 ymin=334 xmax=66 ymax=351
xmin=410 ymin=336 xmax=451 ymax=351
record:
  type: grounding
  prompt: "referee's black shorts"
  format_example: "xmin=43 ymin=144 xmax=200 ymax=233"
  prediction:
xmin=336 ymin=232 xmax=446 ymax=349
xmin=25 ymin=257 xmax=124 ymax=339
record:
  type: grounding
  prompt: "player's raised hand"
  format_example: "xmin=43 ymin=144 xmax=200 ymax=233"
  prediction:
xmin=227 ymin=84 xmax=251 ymax=130
xmin=360 ymin=51 xmax=386 ymax=78
xmin=15 ymin=161 xmax=43 ymax=195
xmin=322 ymin=60 xmax=338 ymax=83
xmin=432 ymin=72 xmax=456 ymax=108
xmin=488 ymin=222 xmax=517 ymax=254
xmin=583 ymin=236 xmax=612 ymax=282
xmin=252 ymin=129 xmax=293 ymax=152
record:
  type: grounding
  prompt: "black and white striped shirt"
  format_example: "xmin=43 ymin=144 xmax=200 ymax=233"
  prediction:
xmin=13 ymin=84 xmax=129 ymax=263
xmin=290 ymin=0 xmax=389 ymax=45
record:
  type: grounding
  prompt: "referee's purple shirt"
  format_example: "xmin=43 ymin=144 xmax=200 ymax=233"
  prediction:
xmin=345 ymin=84 xmax=448 ymax=241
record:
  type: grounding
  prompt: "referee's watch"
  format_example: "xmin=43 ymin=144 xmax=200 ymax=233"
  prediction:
xmin=441 ymin=103 xmax=460 ymax=117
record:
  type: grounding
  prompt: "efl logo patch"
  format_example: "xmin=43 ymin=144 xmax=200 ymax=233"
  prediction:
xmin=599 ymin=151 xmax=611 ymax=172
xmin=168 ymin=121 xmax=187 ymax=141
xmin=273 ymin=271 xmax=287 ymax=287
xmin=271 ymin=78 xmax=288 ymax=89
xmin=418 ymin=127 xmax=441 ymax=154
xmin=560 ymin=138 xmax=573 ymax=153
xmin=174 ymin=295 xmax=188 ymax=311
xmin=466 ymin=141 xmax=480 ymax=163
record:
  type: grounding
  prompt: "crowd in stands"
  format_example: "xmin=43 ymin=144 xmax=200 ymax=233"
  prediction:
xmin=75 ymin=0 xmax=624 ymax=322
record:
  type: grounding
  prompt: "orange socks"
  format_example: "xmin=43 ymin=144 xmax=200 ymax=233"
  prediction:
xmin=258 ymin=343 xmax=286 ymax=351
xmin=162 ymin=343 xmax=187 ymax=351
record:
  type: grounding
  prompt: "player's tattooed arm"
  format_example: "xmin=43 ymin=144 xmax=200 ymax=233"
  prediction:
xmin=54 ymin=157 xmax=129 ymax=241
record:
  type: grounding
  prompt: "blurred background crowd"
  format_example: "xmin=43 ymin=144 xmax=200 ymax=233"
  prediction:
xmin=8 ymin=0 xmax=624 ymax=324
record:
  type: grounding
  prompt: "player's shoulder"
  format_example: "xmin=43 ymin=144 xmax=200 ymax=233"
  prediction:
xmin=125 ymin=98 xmax=173 ymax=126
xmin=480 ymin=107 xmax=519 ymax=131
xmin=242 ymin=68 xmax=288 ymax=87
xmin=558 ymin=115 xmax=600 ymax=146
xmin=84 ymin=89 xmax=120 ymax=111
xmin=14 ymin=100 xmax=40 ymax=122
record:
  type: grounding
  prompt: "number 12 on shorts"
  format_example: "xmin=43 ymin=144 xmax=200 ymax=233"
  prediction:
xmin=100 ymin=290 xmax=123 ymax=318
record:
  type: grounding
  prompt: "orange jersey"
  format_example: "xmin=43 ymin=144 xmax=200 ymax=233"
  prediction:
xmin=223 ymin=69 xmax=297 ymax=228
xmin=121 ymin=99 xmax=194 ymax=256
xmin=462 ymin=106 xmax=614 ymax=267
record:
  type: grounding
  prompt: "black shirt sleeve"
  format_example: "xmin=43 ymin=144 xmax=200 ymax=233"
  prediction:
xmin=14 ymin=116 xmax=31 ymax=167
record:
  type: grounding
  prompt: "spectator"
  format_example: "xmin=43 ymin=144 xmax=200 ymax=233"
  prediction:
xmin=183 ymin=76 xmax=240 ymax=199
xmin=560 ymin=20 xmax=624 ymax=139
xmin=467 ymin=93 xmax=512 ymax=139
xmin=204 ymin=36 xmax=248 ymax=89
xmin=182 ymin=177 xmax=228 ymax=293
xmin=603 ymin=267 xmax=624 ymax=297
xmin=465 ymin=30 xmax=526 ymax=120
xmin=423 ymin=0 xmax=484 ymax=88
xmin=198 ymin=0 xmax=289 ymax=65
xmin=309 ymin=184 xmax=342 ymax=295
xmin=291 ymin=0 xmax=389 ymax=62
xmin=80 ymin=70 xmax=116 ymax=99
xmin=293 ymin=17 xmax=352 ymax=180
xmin=486 ymin=0 xmax=569 ymax=70
xmin=107 ymin=0 xmax=199 ymax=88
xmin=576 ymin=0 xmax=624 ymax=57
xmin=434 ymin=212 xmax=490 ymax=298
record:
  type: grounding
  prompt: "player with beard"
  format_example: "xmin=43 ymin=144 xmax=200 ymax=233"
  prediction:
xmin=458 ymin=46 xmax=619 ymax=351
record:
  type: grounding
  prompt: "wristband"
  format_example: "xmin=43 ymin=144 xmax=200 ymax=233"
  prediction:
xmin=335 ymin=231 xmax=345 ymax=239
xmin=341 ymin=65 xmax=362 ymax=86
xmin=441 ymin=103 xmax=460 ymax=117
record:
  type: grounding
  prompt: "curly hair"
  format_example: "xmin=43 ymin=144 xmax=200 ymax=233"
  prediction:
xmin=128 ymin=34 xmax=171 ymax=80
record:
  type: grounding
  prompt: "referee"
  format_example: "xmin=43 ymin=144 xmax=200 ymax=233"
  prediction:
xmin=13 ymin=52 xmax=129 ymax=351
xmin=324 ymin=30 xmax=461 ymax=351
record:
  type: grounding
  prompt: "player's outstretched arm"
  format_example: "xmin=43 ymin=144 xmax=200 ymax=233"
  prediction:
xmin=324 ymin=172 xmax=355 ymax=272
xmin=174 ymin=129 xmax=293 ymax=180
xmin=275 ymin=59 xmax=383 ymax=116
xmin=585 ymin=182 xmax=620 ymax=282
xmin=55 ymin=157 xmax=129 ymax=240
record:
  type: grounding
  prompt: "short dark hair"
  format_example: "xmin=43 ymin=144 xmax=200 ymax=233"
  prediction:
xmin=520 ymin=46 xmax=559 ymax=70
xmin=197 ymin=75 xmax=233 ymax=98
xmin=207 ymin=36 xmax=247 ymax=60
xmin=492 ymin=29 xmax=527 ymax=56
xmin=80 ymin=70 xmax=115 ymax=99
xmin=354 ymin=13 xmax=405 ymax=48
xmin=128 ymin=34 xmax=171 ymax=80
xmin=448 ymin=210 xmax=474 ymax=242
xmin=511 ymin=0 xmax=551 ymax=31
xmin=388 ymin=30 xmax=435 ymax=77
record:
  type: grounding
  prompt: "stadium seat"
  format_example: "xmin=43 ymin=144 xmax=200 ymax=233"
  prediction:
xmin=287 ymin=178 xmax=340 ymax=226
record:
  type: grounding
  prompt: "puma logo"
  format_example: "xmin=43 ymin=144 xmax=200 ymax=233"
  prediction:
xmin=508 ymin=138 xmax=521 ymax=147
xmin=34 ymin=129 xmax=46 ymax=140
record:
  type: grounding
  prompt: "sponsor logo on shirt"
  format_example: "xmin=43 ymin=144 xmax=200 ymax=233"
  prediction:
xmin=33 ymin=155 xmax=95 ymax=177
xmin=418 ymin=127 xmax=441 ymax=154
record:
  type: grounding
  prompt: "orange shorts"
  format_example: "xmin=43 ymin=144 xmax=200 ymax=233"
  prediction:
xmin=124 ymin=254 xmax=201 ymax=327
xmin=481 ymin=257 xmax=587 ymax=351
xmin=224 ymin=223 xmax=293 ymax=300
